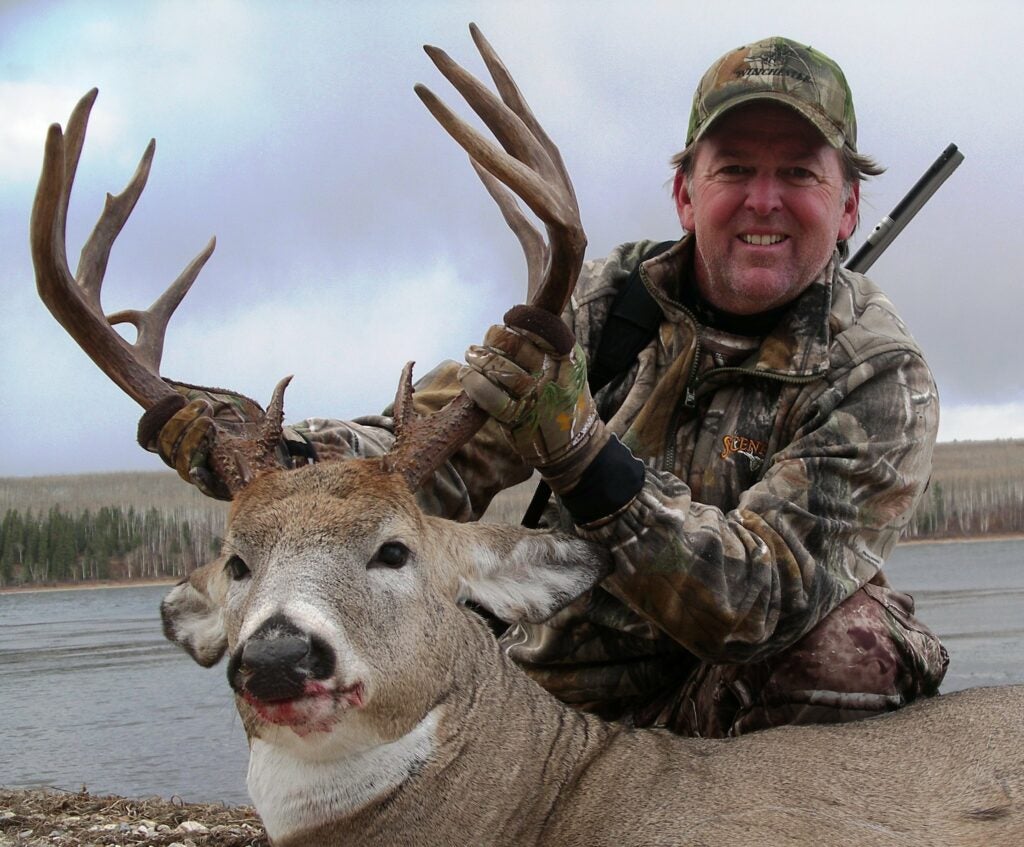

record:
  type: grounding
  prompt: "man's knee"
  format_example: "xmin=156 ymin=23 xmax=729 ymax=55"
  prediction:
xmin=666 ymin=585 xmax=949 ymax=738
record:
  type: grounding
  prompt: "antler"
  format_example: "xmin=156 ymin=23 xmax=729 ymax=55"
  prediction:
xmin=32 ymin=89 xmax=201 ymax=407
xmin=31 ymin=88 xmax=289 ymax=495
xmin=383 ymin=23 xmax=587 ymax=490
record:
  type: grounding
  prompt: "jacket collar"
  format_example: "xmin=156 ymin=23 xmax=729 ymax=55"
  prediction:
xmin=640 ymin=234 xmax=834 ymax=378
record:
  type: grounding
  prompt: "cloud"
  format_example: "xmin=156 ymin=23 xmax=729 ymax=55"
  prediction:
xmin=0 ymin=82 xmax=123 ymax=182
xmin=938 ymin=403 xmax=1024 ymax=443
xmin=3 ymin=0 xmax=1024 ymax=476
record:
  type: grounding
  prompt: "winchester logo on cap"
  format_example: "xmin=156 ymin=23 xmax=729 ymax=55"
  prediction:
xmin=686 ymin=36 xmax=858 ymax=152
xmin=739 ymin=42 xmax=812 ymax=84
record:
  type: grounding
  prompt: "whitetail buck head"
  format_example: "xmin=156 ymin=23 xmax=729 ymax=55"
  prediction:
xmin=162 ymin=458 xmax=608 ymax=745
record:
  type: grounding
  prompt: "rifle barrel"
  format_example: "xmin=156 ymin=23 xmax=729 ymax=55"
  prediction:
xmin=846 ymin=143 xmax=964 ymax=274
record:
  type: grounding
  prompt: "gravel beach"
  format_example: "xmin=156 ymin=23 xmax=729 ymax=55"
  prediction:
xmin=0 ymin=788 xmax=267 ymax=847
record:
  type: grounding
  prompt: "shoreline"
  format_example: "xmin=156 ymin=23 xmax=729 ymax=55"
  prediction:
xmin=0 ymin=577 xmax=178 ymax=597
xmin=0 ymin=786 xmax=265 ymax=846
xmin=897 ymin=532 xmax=1024 ymax=547
xmin=2 ymin=534 xmax=1023 ymax=597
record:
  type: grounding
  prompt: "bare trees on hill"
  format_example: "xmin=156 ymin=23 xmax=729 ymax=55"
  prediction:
xmin=903 ymin=440 xmax=1024 ymax=539
xmin=2 ymin=440 xmax=1024 ymax=588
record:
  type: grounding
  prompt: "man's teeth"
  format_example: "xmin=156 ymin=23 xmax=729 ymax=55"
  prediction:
xmin=741 ymin=234 xmax=786 ymax=246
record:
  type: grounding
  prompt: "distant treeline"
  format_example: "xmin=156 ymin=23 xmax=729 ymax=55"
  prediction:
xmin=902 ymin=440 xmax=1024 ymax=539
xmin=0 ymin=504 xmax=221 ymax=585
xmin=0 ymin=473 xmax=226 ymax=588
xmin=2 ymin=440 xmax=1024 ymax=587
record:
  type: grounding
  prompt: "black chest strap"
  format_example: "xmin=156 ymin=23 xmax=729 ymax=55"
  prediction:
xmin=587 ymin=240 xmax=676 ymax=394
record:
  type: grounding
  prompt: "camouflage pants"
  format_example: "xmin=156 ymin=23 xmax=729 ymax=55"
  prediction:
xmin=632 ymin=584 xmax=949 ymax=738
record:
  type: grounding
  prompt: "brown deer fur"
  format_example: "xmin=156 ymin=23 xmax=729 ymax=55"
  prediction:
xmin=163 ymin=460 xmax=1024 ymax=847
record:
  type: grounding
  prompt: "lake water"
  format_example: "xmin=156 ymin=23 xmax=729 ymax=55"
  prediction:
xmin=0 ymin=584 xmax=251 ymax=805
xmin=1 ymin=538 xmax=1022 ymax=806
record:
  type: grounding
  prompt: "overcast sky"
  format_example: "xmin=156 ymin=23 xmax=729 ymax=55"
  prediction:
xmin=2 ymin=0 xmax=1022 ymax=477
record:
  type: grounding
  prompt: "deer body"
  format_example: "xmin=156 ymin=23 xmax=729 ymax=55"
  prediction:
xmin=163 ymin=461 xmax=1024 ymax=847
xmin=264 ymin=648 xmax=1024 ymax=847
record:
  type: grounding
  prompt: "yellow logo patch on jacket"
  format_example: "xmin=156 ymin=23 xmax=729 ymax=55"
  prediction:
xmin=720 ymin=435 xmax=768 ymax=471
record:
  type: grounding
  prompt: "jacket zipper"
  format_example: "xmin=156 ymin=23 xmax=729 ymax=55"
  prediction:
xmin=664 ymin=366 xmax=819 ymax=473
xmin=637 ymin=259 xmax=819 ymax=473
xmin=637 ymin=262 xmax=703 ymax=473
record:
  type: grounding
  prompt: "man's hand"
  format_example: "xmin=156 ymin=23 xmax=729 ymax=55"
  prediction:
xmin=137 ymin=383 xmax=271 ymax=500
xmin=459 ymin=305 xmax=610 ymax=494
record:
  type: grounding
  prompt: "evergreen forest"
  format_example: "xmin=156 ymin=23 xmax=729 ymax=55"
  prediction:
xmin=0 ymin=472 xmax=224 ymax=588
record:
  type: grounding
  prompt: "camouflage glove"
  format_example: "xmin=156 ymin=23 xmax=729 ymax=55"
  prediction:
xmin=459 ymin=305 xmax=610 ymax=495
xmin=136 ymin=382 xmax=309 ymax=500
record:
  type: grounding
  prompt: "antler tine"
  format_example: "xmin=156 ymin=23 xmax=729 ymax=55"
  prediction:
xmin=107 ymin=237 xmax=216 ymax=373
xmin=414 ymin=84 xmax=567 ymax=229
xmin=466 ymin=24 xmax=584 ymax=312
xmin=470 ymin=160 xmax=545 ymax=300
xmin=467 ymin=22 xmax=578 ymax=208
xmin=383 ymin=362 xmax=422 ymax=487
xmin=385 ymin=27 xmax=586 ymax=491
xmin=413 ymin=83 xmax=584 ymax=316
xmin=75 ymin=142 xmax=155 ymax=305
xmin=414 ymin=26 xmax=585 ymax=316
xmin=421 ymin=44 xmax=558 ymax=187
xmin=390 ymin=361 xmax=419 ymax=442
xmin=382 ymin=365 xmax=489 ymax=492
xmin=55 ymin=89 xmax=98 ymax=252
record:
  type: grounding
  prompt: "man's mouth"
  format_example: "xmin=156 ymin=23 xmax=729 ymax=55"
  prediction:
xmin=739 ymin=233 xmax=787 ymax=246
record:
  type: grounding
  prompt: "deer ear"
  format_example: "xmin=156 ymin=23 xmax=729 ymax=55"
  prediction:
xmin=161 ymin=556 xmax=231 ymax=667
xmin=455 ymin=525 xmax=612 ymax=623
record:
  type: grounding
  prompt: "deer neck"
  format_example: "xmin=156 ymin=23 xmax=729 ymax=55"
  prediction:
xmin=248 ymin=706 xmax=441 ymax=843
xmin=256 ymin=611 xmax=608 ymax=847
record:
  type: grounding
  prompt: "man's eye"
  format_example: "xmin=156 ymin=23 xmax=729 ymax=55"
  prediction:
xmin=784 ymin=167 xmax=818 ymax=183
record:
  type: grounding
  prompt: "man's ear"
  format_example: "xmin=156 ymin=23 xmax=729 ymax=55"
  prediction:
xmin=673 ymin=169 xmax=695 ymax=232
xmin=448 ymin=523 xmax=612 ymax=624
xmin=838 ymin=179 xmax=860 ymax=241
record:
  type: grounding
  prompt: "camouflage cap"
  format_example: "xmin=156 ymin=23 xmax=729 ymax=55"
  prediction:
xmin=687 ymin=37 xmax=857 ymax=151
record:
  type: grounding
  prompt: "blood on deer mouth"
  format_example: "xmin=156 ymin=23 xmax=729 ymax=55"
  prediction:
xmin=243 ymin=680 xmax=366 ymax=734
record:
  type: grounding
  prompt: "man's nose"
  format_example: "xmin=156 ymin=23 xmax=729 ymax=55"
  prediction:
xmin=744 ymin=173 xmax=784 ymax=215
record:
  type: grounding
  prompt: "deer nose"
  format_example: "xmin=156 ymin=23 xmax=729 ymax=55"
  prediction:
xmin=228 ymin=614 xmax=335 ymax=702
xmin=239 ymin=636 xmax=313 ymax=701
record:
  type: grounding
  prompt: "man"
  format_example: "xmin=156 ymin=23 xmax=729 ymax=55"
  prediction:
xmin=147 ymin=37 xmax=947 ymax=737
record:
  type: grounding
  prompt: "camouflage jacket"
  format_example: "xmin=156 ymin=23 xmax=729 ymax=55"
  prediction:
xmin=294 ymin=236 xmax=939 ymax=716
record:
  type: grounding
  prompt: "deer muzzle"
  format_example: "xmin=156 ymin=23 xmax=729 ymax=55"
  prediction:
xmin=229 ymin=614 xmax=336 ymax=704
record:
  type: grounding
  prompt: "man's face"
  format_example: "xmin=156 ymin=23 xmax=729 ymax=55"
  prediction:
xmin=674 ymin=102 xmax=859 ymax=316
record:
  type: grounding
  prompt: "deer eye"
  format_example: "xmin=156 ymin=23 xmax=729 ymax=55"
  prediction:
xmin=224 ymin=555 xmax=251 ymax=581
xmin=370 ymin=542 xmax=410 ymax=569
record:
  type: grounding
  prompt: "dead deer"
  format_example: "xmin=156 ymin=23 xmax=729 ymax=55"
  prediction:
xmin=31 ymin=24 xmax=1024 ymax=847
xmin=163 ymin=460 xmax=1023 ymax=847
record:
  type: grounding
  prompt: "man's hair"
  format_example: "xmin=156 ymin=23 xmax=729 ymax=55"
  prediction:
xmin=670 ymin=142 xmax=885 ymax=260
